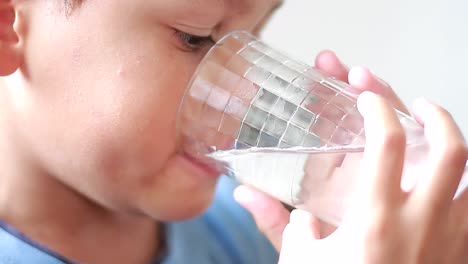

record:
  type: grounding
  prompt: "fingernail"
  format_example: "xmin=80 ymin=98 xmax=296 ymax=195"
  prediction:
xmin=348 ymin=66 xmax=368 ymax=88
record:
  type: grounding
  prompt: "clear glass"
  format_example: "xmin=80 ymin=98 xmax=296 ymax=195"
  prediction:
xmin=176 ymin=31 xmax=468 ymax=226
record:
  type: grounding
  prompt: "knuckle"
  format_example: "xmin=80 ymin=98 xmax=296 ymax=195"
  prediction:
xmin=429 ymin=105 xmax=457 ymax=129
xmin=379 ymin=129 xmax=406 ymax=149
xmin=433 ymin=104 xmax=453 ymax=120
xmin=363 ymin=209 xmax=394 ymax=243
xmin=364 ymin=219 xmax=391 ymax=246
xmin=440 ymin=142 xmax=468 ymax=164
xmin=427 ymin=104 xmax=467 ymax=163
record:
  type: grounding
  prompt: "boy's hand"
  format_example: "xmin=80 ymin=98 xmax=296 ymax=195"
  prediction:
xmin=276 ymin=93 xmax=468 ymax=263
xmin=234 ymin=50 xmax=468 ymax=263
xmin=234 ymin=50 xmax=411 ymax=251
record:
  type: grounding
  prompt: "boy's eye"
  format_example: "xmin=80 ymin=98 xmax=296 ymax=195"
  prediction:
xmin=175 ymin=30 xmax=215 ymax=52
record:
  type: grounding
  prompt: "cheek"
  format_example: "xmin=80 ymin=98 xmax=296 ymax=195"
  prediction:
xmin=14 ymin=48 xmax=198 ymax=210
xmin=70 ymin=50 xmax=195 ymax=176
xmin=73 ymin=52 xmax=199 ymax=209
xmin=91 ymin=64 xmax=187 ymax=174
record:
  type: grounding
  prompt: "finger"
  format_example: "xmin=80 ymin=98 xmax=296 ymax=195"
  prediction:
xmin=278 ymin=210 xmax=321 ymax=264
xmin=314 ymin=50 xmax=349 ymax=82
xmin=452 ymin=175 xmax=468 ymax=232
xmin=348 ymin=66 xmax=409 ymax=114
xmin=411 ymin=99 xmax=468 ymax=211
xmin=454 ymin=170 xmax=468 ymax=199
xmin=355 ymin=92 xmax=406 ymax=210
xmin=288 ymin=209 xmax=321 ymax=239
xmin=234 ymin=185 xmax=290 ymax=251
xmin=453 ymin=176 xmax=468 ymax=212
xmin=318 ymin=219 xmax=338 ymax=238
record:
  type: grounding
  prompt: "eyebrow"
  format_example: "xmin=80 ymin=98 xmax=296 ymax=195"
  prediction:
xmin=182 ymin=0 xmax=283 ymax=37
xmin=174 ymin=0 xmax=225 ymax=31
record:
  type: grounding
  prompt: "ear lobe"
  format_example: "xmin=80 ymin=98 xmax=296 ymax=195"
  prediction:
xmin=0 ymin=3 xmax=22 ymax=76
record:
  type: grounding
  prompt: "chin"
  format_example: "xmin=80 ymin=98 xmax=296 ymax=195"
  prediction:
xmin=143 ymin=189 xmax=217 ymax=222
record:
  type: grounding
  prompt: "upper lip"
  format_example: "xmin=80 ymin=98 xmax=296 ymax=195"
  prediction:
xmin=183 ymin=152 xmax=224 ymax=177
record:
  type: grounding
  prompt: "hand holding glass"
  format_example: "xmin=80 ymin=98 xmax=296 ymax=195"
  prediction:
xmin=176 ymin=31 xmax=468 ymax=226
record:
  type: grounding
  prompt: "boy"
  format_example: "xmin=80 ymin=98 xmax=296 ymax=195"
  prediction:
xmin=1 ymin=0 xmax=467 ymax=263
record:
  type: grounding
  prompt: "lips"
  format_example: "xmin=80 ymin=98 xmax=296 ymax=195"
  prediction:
xmin=179 ymin=152 xmax=224 ymax=179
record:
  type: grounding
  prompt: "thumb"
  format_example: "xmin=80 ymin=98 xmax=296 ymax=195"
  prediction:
xmin=278 ymin=209 xmax=322 ymax=264
xmin=234 ymin=185 xmax=290 ymax=251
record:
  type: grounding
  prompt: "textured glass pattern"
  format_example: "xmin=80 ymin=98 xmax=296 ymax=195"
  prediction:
xmin=179 ymin=32 xmax=363 ymax=155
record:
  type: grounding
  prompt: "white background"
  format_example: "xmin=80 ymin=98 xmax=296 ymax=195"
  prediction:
xmin=263 ymin=0 xmax=468 ymax=136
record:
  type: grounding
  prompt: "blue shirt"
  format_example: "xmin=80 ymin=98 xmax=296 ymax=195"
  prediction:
xmin=0 ymin=176 xmax=278 ymax=264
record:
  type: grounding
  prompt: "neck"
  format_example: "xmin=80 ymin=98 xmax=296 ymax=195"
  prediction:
xmin=0 ymin=110 xmax=161 ymax=263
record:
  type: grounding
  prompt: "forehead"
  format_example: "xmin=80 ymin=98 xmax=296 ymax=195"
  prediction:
xmin=170 ymin=0 xmax=226 ymax=24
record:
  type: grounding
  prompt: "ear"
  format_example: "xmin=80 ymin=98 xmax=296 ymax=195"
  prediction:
xmin=0 ymin=2 xmax=22 ymax=76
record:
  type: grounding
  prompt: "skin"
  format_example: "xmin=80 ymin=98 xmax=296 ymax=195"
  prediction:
xmin=0 ymin=0 xmax=281 ymax=263
xmin=235 ymin=59 xmax=468 ymax=263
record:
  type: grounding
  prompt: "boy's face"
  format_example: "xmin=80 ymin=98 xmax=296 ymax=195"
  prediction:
xmin=5 ymin=0 xmax=280 ymax=220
